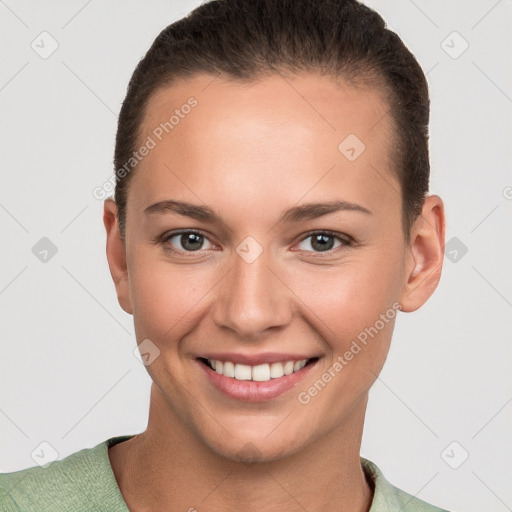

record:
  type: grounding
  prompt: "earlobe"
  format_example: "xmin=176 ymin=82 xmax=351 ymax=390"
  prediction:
xmin=103 ymin=199 xmax=133 ymax=315
xmin=399 ymin=195 xmax=446 ymax=313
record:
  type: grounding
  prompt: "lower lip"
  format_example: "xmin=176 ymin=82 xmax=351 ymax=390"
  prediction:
xmin=196 ymin=359 xmax=318 ymax=402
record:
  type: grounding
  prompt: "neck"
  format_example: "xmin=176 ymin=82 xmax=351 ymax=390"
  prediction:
xmin=109 ymin=384 xmax=373 ymax=512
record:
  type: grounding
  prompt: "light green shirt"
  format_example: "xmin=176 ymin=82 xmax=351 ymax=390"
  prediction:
xmin=0 ymin=435 xmax=450 ymax=511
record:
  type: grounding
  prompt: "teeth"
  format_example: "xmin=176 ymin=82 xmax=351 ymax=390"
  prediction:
xmin=206 ymin=358 xmax=310 ymax=382
xmin=234 ymin=364 xmax=252 ymax=380
xmin=223 ymin=361 xmax=235 ymax=378
xmin=283 ymin=361 xmax=294 ymax=375
xmin=252 ymin=364 xmax=270 ymax=381
xmin=270 ymin=362 xmax=284 ymax=378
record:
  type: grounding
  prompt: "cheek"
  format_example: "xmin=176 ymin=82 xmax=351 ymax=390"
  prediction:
xmin=128 ymin=250 xmax=212 ymax=341
xmin=286 ymin=249 xmax=404 ymax=355
xmin=289 ymin=255 xmax=403 ymax=425
xmin=128 ymin=238 xmax=405 ymax=353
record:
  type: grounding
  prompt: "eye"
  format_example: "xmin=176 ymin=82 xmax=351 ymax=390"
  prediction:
xmin=296 ymin=231 xmax=351 ymax=253
xmin=158 ymin=229 xmax=352 ymax=256
xmin=162 ymin=230 xmax=215 ymax=253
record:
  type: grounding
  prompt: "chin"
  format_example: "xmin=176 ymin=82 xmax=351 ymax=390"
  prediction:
xmin=202 ymin=428 xmax=307 ymax=464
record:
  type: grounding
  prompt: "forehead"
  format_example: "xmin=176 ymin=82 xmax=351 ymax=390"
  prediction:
xmin=128 ymin=72 xmax=398 ymax=226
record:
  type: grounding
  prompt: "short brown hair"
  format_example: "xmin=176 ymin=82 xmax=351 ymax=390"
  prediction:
xmin=114 ymin=0 xmax=430 ymax=243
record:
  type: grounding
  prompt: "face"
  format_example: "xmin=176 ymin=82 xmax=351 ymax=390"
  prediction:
xmin=105 ymin=72 xmax=443 ymax=462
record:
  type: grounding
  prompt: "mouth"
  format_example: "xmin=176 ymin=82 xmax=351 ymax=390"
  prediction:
xmin=197 ymin=357 xmax=319 ymax=382
xmin=196 ymin=356 xmax=320 ymax=402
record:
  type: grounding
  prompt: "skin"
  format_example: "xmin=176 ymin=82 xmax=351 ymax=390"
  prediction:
xmin=103 ymin=72 xmax=445 ymax=512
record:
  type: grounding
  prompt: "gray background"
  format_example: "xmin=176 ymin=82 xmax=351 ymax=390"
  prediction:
xmin=1 ymin=1 xmax=511 ymax=511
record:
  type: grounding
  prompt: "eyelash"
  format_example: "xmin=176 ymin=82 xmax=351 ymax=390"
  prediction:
xmin=158 ymin=229 xmax=353 ymax=257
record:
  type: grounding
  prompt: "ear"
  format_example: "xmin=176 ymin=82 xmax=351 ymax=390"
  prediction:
xmin=103 ymin=198 xmax=133 ymax=315
xmin=399 ymin=195 xmax=446 ymax=313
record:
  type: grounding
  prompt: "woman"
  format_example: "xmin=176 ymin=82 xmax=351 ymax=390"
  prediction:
xmin=0 ymin=0 xmax=449 ymax=510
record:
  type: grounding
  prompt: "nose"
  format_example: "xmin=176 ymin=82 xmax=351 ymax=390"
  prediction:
xmin=211 ymin=247 xmax=292 ymax=341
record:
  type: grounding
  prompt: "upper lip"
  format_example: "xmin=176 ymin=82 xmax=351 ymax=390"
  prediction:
xmin=198 ymin=352 xmax=319 ymax=366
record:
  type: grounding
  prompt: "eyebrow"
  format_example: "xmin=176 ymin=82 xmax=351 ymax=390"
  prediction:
xmin=144 ymin=199 xmax=373 ymax=225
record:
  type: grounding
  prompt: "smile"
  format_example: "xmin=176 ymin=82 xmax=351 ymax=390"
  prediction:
xmin=196 ymin=356 xmax=320 ymax=402
xmin=199 ymin=357 xmax=317 ymax=382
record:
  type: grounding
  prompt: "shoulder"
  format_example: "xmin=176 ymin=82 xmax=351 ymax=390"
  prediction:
xmin=361 ymin=457 xmax=452 ymax=512
xmin=0 ymin=436 xmax=133 ymax=512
